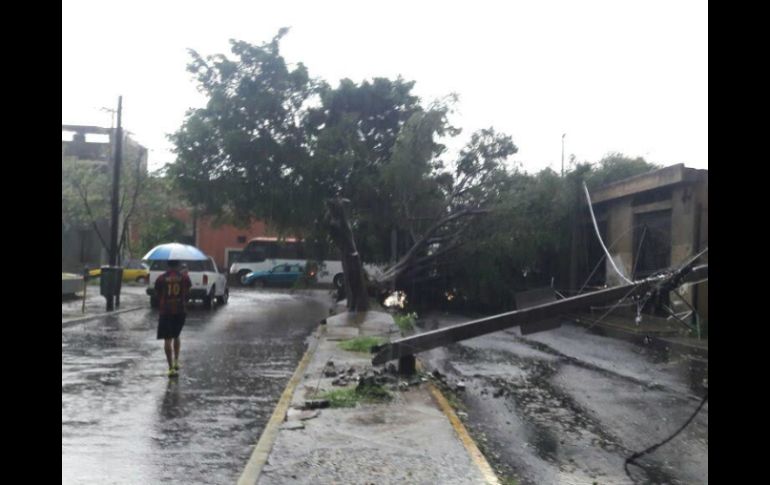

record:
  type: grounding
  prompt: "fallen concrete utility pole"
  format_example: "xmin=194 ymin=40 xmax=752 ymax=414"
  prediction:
xmin=372 ymin=264 xmax=707 ymax=367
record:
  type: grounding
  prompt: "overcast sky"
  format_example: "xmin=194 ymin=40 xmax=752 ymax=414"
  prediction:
xmin=62 ymin=0 xmax=708 ymax=174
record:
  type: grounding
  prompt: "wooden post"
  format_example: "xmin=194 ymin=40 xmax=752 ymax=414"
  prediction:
xmin=82 ymin=274 xmax=87 ymax=314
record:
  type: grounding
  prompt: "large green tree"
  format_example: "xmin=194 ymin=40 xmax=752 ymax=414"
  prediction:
xmin=169 ymin=30 xmax=517 ymax=311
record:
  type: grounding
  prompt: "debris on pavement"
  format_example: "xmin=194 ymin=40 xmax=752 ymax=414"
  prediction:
xmin=302 ymin=399 xmax=330 ymax=410
xmin=280 ymin=421 xmax=305 ymax=431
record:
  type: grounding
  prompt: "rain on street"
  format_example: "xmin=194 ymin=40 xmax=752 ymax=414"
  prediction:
xmin=62 ymin=288 xmax=331 ymax=485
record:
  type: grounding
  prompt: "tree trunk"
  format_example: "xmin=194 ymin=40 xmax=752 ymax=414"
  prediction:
xmin=324 ymin=199 xmax=369 ymax=312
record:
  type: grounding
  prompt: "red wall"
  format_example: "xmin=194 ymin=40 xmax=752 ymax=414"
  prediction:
xmin=136 ymin=207 xmax=270 ymax=270
xmin=196 ymin=217 xmax=269 ymax=270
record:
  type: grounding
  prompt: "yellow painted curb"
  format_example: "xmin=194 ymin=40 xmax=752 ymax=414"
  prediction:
xmin=427 ymin=380 xmax=501 ymax=485
xmin=237 ymin=325 xmax=324 ymax=485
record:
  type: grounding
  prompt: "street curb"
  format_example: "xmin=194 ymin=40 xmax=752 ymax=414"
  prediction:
xmin=416 ymin=358 xmax=501 ymax=485
xmin=426 ymin=382 xmax=501 ymax=485
xmin=61 ymin=306 xmax=145 ymax=327
xmin=237 ymin=325 xmax=324 ymax=485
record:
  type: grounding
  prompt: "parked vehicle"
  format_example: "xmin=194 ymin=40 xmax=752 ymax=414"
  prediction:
xmin=88 ymin=259 xmax=150 ymax=283
xmin=241 ymin=263 xmax=308 ymax=287
xmin=229 ymin=237 xmax=383 ymax=289
xmin=144 ymin=244 xmax=229 ymax=309
xmin=229 ymin=237 xmax=344 ymax=288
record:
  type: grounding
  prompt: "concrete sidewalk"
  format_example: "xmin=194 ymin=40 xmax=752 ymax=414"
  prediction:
xmin=241 ymin=307 xmax=499 ymax=485
xmin=62 ymin=284 xmax=148 ymax=324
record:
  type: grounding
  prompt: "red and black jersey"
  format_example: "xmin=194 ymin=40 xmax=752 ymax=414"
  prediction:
xmin=155 ymin=270 xmax=192 ymax=315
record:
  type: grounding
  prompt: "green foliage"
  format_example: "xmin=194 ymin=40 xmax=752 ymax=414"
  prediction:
xmin=339 ymin=336 xmax=386 ymax=353
xmin=318 ymin=388 xmax=359 ymax=408
xmin=168 ymin=31 xmax=517 ymax=266
xmin=61 ymin=157 xmax=109 ymax=231
xmin=436 ymin=154 xmax=659 ymax=312
xmin=62 ymin=153 xmax=149 ymax=259
xmin=317 ymin=382 xmax=392 ymax=408
xmin=356 ymin=381 xmax=392 ymax=402
xmin=127 ymin=175 xmax=192 ymax=257
xmin=135 ymin=212 xmax=188 ymax=257
xmin=169 ymin=30 xmax=318 ymax=232
xmin=584 ymin=152 xmax=660 ymax=189
xmin=394 ymin=312 xmax=418 ymax=333
xmin=167 ymin=30 xmax=663 ymax=314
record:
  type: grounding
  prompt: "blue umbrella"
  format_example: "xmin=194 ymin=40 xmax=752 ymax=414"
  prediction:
xmin=143 ymin=243 xmax=208 ymax=261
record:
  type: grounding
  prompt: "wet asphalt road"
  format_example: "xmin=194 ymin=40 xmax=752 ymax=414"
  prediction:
xmin=420 ymin=315 xmax=708 ymax=485
xmin=62 ymin=288 xmax=331 ymax=485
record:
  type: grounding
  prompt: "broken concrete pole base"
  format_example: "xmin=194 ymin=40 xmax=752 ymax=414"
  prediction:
xmin=302 ymin=399 xmax=330 ymax=410
xmin=398 ymin=354 xmax=416 ymax=376
xmin=323 ymin=360 xmax=337 ymax=377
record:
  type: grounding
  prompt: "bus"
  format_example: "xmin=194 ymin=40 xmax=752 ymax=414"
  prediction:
xmin=229 ymin=237 xmax=345 ymax=288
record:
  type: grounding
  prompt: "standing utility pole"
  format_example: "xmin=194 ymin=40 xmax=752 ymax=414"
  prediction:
xmin=105 ymin=96 xmax=123 ymax=311
xmin=561 ymin=133 xmax=566 ymax=177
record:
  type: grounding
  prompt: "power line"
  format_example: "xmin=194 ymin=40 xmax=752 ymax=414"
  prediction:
xmin=624 ymin=392 xmax=708 ymax=483
xmin=582 ymin=182 xmax=634 ymax=285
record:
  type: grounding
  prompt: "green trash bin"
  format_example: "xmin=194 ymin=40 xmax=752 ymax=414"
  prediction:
xmin=99 ymin=266 xmax=124 ymax=298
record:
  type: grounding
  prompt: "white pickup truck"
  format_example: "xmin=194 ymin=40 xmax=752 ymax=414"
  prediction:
xmin=146 ymin=256 xmax=229 ymax=309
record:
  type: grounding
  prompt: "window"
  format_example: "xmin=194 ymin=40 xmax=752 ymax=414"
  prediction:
xmin=274 ymin=242 xmax=303 ymax=259
xmin=633 ymin=210 xmax=672 ymax=279
xmin=227 ymin=250 xmax=242 ymax=267
xmin=85 ymin=133 xmax=110 ymax=144
xmin=237 ymin=235 xmax=247 ymax=243
xmin=149 ymin=260 xmax=207 ymax=271
xmin=241 ymin=248 xmax=266 ymax=262
xmin=184 ymin=261 xmax=205 ymax=271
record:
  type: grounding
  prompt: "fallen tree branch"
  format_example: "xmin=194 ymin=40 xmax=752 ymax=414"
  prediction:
xmin=374 ymin=207 xmax=488 ymax=284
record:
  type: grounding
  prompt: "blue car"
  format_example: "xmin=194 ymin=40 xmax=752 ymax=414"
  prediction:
xmin=242 ymin=264 xmax=307 ymax=287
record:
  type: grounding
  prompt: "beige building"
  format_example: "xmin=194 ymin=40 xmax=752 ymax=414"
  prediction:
xmin=573 ymin=163 xmax=708 ymax=327
xmin=62 ymin=125 xmax=148 ymax=272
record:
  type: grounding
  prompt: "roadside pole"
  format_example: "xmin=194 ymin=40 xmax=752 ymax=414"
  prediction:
xmin=105 ymin=95 xmax=124 ymax=311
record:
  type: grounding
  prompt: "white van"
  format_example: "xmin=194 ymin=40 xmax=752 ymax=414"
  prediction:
xmin=146 ymin=256 xmax=228 ymax=309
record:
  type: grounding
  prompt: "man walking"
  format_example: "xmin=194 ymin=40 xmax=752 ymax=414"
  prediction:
xmin=154 ymin=259 xmax=192 ymax=377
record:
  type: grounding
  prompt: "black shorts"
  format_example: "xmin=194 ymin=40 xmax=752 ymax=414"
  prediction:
xmin=157 ymin=314 xmax=186 ymax=340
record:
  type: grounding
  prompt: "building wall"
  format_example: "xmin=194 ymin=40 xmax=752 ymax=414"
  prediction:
xmin=62 ymin=124 xmax=148 ymax=173
xmin=195 ymin=217 xmax=270 ymax=270
xmin=153 ymin=208 xmax=271 ymax=270
xmin=579 ymin=166 xmax=708 ymax=324
xmin=61 ymin=222 xmax=109 ymax=272
xmin=669 ymin=184 xmax=698 ymax=311
xmin=694 ymin=173 xmax=708 ymax=327
xmin=604 ymin=197 xmax=634 ymax=284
